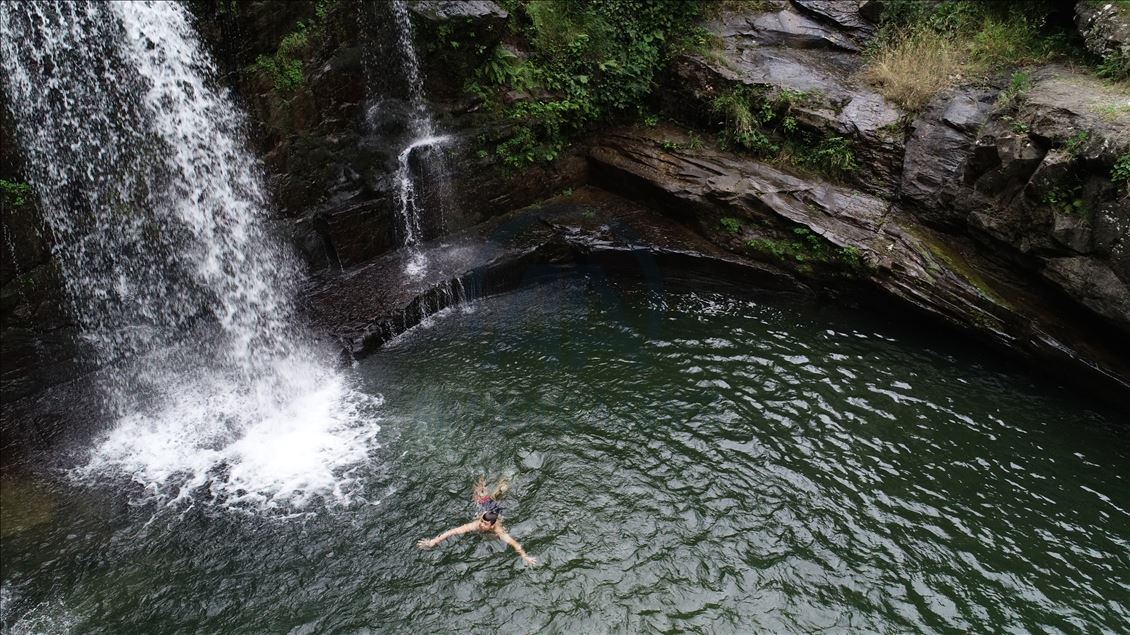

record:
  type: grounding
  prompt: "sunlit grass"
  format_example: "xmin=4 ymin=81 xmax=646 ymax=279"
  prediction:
xmin=864 ymin=28 xmax=964 ymax=112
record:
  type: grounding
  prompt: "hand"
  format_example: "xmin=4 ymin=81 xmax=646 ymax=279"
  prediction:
xmin=417 ymin=538 xmax=435 ymax=549
xmin=522 ymin=554 xmax=538 ymax=566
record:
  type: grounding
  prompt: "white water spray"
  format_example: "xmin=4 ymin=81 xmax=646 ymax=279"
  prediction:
xmin=387 ymin=0 xmax=452 ymax=273
xmin=1 ymin=1 xmax=380 ymax=509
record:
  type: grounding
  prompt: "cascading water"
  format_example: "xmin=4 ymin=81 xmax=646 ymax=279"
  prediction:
xmin=388 ymin=0 xmax=451 ymax=276
xmin=0 ymin=1 xmax=380 ymax=509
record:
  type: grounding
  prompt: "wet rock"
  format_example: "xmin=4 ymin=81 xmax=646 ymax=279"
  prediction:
xmin=409 ymin=0 xmax=507 ymax=23
xmin=410 ymin=0 xmax=509 ymax=101
xmin=1043 ymin=256 xmax=1130 ymax=329
xmin=731 ymin=8 xmax=861 ymax=51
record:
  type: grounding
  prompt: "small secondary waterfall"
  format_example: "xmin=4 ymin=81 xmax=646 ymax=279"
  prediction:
xmin=0 ymin=1 xmax=379 ymax=508
xmin=388 ymin=0 xmax=451 ymax=275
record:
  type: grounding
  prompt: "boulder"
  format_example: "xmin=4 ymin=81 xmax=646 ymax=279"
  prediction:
xmin=1043 ymin=256 xmax=1130 ymax=330
xmin=790 ymin=0 xmax=876 ymax=37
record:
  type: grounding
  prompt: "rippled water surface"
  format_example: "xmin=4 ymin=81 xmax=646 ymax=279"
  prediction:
xmin=3 ymin=275 xmax=1128 ymax=633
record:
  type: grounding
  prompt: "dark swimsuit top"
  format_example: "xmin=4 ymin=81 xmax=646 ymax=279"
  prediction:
xmin=476 ymin=496 xmax=503 ymax=515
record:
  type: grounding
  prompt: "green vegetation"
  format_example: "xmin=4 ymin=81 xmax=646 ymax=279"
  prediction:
xmin=746 ymin=227 xmax=869 ymax=273
xmin=0 ymin=179 xmax=33 ymax=208
xmin=250 ymin=0 xmax=334 ymax=94
xmin=865 ymin=1 xmax=1088 ymax=111
xmin=1063 ymin=130 xmax=1090 ymax=157
xmin=719 ymin=217 xmax=742 ymax=235
xmin=471 ymin=0 xmax=705 ymax=167
xmin=705 ymin=86 xmax=857 ymax=181
xmin=997 ymin=70 xmax=1032 ymax=107
xmin=791 ymin=136 xmax=858 ymax=180
xmin=659 ymin=134 xmax=703 ymax=152
xmin=1112 ymin=154 xmax=1130 ymax=191
xmin=1041 ymin=181 xmax=1087 ymax=217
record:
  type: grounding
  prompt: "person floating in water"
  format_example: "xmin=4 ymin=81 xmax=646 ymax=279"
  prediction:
xmin=417 ymin=476 xmax=537 ymax=566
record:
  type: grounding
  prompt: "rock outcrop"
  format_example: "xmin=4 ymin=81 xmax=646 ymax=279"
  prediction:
xmin=589 ymin=126 xmax=1130 ymax=398
xmin=903 ymin=67 xmax=1130 ymax=335
xmin=1076 ymin=0 xmax=1130 ymax=77
xmin=666 ymin=2 xmax=904 ymax=197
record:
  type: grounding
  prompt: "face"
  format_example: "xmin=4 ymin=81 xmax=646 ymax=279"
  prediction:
xmin=478 ymin=517 xmax=496 ymax=531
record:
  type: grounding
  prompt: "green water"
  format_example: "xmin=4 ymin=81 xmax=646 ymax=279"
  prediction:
xmin=2 ymin=274 xmax=1128 ymax=633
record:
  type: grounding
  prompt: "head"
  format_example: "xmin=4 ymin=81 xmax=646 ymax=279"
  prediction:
xmin=478 ymin=510 xmax=499 ymax=531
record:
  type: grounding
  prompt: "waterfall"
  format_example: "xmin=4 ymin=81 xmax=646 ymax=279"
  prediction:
xmin=0 ymin=1 xmax=379 ymax=509
xmin=388 ymin=0 xmax=451 ymax=274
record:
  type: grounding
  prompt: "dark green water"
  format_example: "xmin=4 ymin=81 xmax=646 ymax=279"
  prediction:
xmin=2 ymin=274 xmax=1128 ymax=633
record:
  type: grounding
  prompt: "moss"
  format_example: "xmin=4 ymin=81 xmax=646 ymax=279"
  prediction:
xmin=745 ymin=227 xmax=871 ymax=275
xmin=0 ymin=179 xmax=33 ymax=208
xmin=916 ymin=229 xmax=1014 ymax=309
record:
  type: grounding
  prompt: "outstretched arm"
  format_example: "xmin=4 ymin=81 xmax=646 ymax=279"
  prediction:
xmin=497 ymin=529 xmax=537 ymax=566
xmin=417 ymin=521 xmax=478 ymax=549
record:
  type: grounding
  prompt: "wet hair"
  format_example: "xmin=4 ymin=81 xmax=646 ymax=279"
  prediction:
xmin=482 ymin=510 xmax=499 ymax=524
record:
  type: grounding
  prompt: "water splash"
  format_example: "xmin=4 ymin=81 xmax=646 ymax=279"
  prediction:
xmin=386 ymin=0 xmax=453 ymax=271
xmin=395 ymin=134 xmax=450 ymax=257
xmin=1 ymin=1 xmax=380 ymax=509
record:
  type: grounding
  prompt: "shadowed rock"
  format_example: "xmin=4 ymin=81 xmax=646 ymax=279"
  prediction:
xmin=588 ymin=125 xmax=1130 ymax=399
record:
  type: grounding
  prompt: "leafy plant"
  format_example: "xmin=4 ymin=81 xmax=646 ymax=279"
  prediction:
xmin=1063 ymin=130 xmax=1090 ymax=157
xmin=997 ymin=70 xmax=1032 ymax=107
xmin=795 ymin=136 xmax=858 ymax=179
xmin=720 ymin=217 xmax=742 ymax=235
xmin=865 ymin=1 xmax=1085 ymax=112
xmin=1041 ymin=182 xmax=1087 ymax=216
xmin=474 ymin=0 xmax=705 ymax=168
xmin=0 ymin=179 xmax=33 ymax=208
xmin=1112 ymin=153 xmax=1130 ymax=189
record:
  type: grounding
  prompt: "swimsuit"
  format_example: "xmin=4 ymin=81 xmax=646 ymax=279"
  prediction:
xmin=477 ymin=496 xmax=502 ymax=514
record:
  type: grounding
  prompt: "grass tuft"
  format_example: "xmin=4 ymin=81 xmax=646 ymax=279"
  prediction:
xmin=864 ymin=29 xmax=962 ymax=111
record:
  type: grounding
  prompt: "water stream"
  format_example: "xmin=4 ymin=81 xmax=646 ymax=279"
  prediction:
xmin=387 ymin=0 xmax=451 ymax=274
xmin=2 ymin=276 xmax=1126 ymax=632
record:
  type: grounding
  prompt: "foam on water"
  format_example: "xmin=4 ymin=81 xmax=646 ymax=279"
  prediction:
xmin=1 ymin=1 xmax=380 ymax=509
xmin=76 ymin=360 xmax=383 ymax=509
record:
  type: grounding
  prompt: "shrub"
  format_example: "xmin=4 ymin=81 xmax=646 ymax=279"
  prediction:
xmin=720 ymin=217 xmax=742 ymax=234
xmin=476 ymin=0 xmax=705 ymax=167
xmin=864 ymin=1 xmax=1078 ymax=112
xmin=864 ymin=28 xmax=962 ymax=112
xmin=796 ymin=136 xmax=858 ymax=179
xmin=1112 ymin=154 xmax=1130 ymax=189
xmin=0 ymin=179 xmax=33 ymax=208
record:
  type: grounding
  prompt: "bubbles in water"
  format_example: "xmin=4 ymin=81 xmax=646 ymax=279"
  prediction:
xmin=76 ymin=358 xmax=383 ymax=509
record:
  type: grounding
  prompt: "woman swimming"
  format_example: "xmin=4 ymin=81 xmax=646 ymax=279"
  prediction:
xmin=417 ymin=476 xmax=537 ymax=566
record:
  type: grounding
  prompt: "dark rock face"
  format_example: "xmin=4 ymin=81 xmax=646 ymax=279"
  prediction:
xmin=0 ymin=99 xmax=85 ymax=405
xmin=589 ymin=126 xmax=1130 ymax=398
xmin=301 ymin=185 xmax=800 ymax=358
xmin=900 ymin=86 xmax=997 ymax=228
xmin=789 ymin=0 xmax=877 ymax=38
xmin=902 ymin=67 xmax=1130 ymax=335
xmin=191 ymin=0 xmax=577 ymax=273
